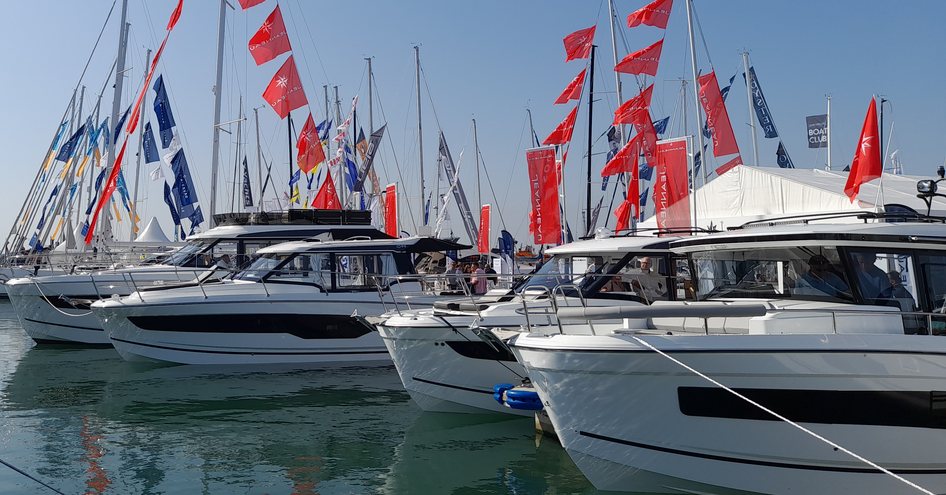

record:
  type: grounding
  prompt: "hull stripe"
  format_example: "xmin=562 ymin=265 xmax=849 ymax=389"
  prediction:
xmin=411 ymin=376 xmax=494 ymax=395
xmin=109 ymin=336 xmax=389 ymax=356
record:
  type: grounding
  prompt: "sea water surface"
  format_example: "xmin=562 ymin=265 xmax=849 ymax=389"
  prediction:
xmin=0 ymin=300 xmax=601 ymax=494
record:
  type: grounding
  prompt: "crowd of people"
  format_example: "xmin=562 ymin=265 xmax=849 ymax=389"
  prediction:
xmin=449 ymin=260 xmax=498 ymax=294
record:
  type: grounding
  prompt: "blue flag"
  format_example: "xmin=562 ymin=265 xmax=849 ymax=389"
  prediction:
xmin=163 ymin=182 xmax=181 ymax=226
xmin=188 ymin=205 xmax=204 ymax=232
xmin=289 ymin=168 xmax=301 ymax=187
xmin=171 ymin=150 xmax=198 ymax=218
xmin=86 ymin=168 xmax=107 ymax=215
xmin=344 ymin=145 xmax=358 ymax=191
xmin=652 ymin=116 xmax=670 ymax=136
xmin=153 ymin=75 xmax=177 ymax=147
xmin=746 ymin=67 xmax=778 ymax=139
xmin=640 ymin=187 xmax=649 ymax=207
xmin=499 ymin=230 xmax=515 ymax=256
xmin=55 ymin=123 xmax=87 ymax=162
xmin=86 ymin=118 xmax=106 ymax=155
xmin=142 ymin=122 xmax=160 ymax=163
xmin=113 ymin=105 xmax=131 ymax=143
xmin=242 ymin=158 xmax=254 ymax=208
xmin=316 ymin=119 xmax=332 ymax=141
xmin=776 ymin=141 xmax=795 ymax=169
xmin=639 ymin=162 xmax=654 ymax=181
xmin=116 ymin=169 xmax=131 ymax=210
xmin=51 ymin=121 xmax=68 ymax=151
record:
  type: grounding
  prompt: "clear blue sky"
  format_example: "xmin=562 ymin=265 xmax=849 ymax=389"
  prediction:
xmin=1 ymin=0 xmax=944 ymax=247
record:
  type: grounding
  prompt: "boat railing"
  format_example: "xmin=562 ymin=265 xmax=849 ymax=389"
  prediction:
xmin=553 ymin=302 xmax=946 ymax=337
xmin=373 ymin=273 xmax=480 ymax=317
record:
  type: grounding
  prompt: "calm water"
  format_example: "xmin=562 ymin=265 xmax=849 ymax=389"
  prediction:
xmin=0 ymin=301 xmax=600 ymax=494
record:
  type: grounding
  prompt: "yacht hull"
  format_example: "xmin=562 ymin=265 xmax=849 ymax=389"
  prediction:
xmin=512 ymin=332 xmax=946 ymax=495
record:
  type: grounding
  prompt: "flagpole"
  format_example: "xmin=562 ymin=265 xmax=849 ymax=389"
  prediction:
xmin=826 ymin=95 xmax=832 ymax=171
xmin=230 ymin=96 xmax=243 ymax=213
xmin=608 ymin=0 xmax=635 ymax=232
xmin=334 ymin=85 xmax=345 ymax=207
xmin=742 ymin=52 xmax=759 ymax=168
xmin=209 ymin=0 xmax=227 ymax=227
xmin=685 ymin=0 xmax=707 ymax=229
xmin=474 ymin=118 xmax=481 ymax=212
xmin=585 ymin=45 xmax=596 ymax=236
xmin=255 ymin=106 xmax=263 ymax=211
xmin=414 ymin=45 xmax=426 ymax=228
xmin=129 ymin=49 xmax=151 ymax=241
xmin=287 ymin=113 xmax=294 ymax=209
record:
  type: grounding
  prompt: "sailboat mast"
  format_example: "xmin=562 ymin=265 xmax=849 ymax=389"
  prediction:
xmin=685 ymin=0 xmax=707 ymax=188
xmin=473 ymin=118 xmax=481 ymax=209
xmin=107 ymin=0 xmax=128 ymax=175
xmin=414 ymin=46 xmax=425 ymax=227
xmin=255 ymin=106 xmax=263 ymax=211
xmin=334 ymin=85 xmax=345 ymax=206
xmin=585 ymin=46 xmax=596 ymax=234
xmin=366 ymin=58 xmax=374 ymax=133
xmin=209 ymin=0 xmax=227 ymax=226
xmin=742 ymin=51 xmax=759 ymax=167
xmin=826 ymin=95 xmax=832 ymax=171
xmin=526 ymin=108 xmax=539 ymax=147
xmin=130 ymin=49 xmax=152 ymax=241
xmin=231 ymin=97 xmax=243 ymax=213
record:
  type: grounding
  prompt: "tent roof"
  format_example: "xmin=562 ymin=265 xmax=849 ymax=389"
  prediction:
xmin=134 ymin=217 xmax=171 ymax=244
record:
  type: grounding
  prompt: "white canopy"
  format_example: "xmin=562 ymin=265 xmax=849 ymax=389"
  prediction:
xmin=134 ymin=217 xmax=171 ymax=244
xmin=641 ymin=166 xmax=946 ymax=230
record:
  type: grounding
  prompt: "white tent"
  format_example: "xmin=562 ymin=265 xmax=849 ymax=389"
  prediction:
xmin=134 ymin=217 xmax=172 ymax=244
xmin=641 ymin=166 xmax=946 ymax=230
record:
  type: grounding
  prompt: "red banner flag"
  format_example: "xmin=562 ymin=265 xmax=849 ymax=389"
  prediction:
xmin=263 ymin=55 xmax=307 ymax=119
xmin=627 ymin=0 xmax=673 ymax=29
xmin=844 ymin=98 xmax=882 ymax=201
xmin=601 ymin=134 xmax=640 ymax=176
xmin=614 ymin=84 xmax=654 ymax=125
xmin=632 ymin=108 xmax=659 ymax=166
xmin=526 ymin=147 xmax=562 ymax=244
xmin=614 ymin=152 xmax=641 ymax=232
xmin=87 ymin=0 xmax=182 ymax=244
xmin=698 ymin=71 xmax=740 ymax=157
xmin=715 ymin=155 xmax=743 ymax=176
xmin=543 ymin=106 xmax=579 ymax=146
xmin=563 ymin=25 xmax=596 ymax=61
xmin=248 ymin=5 xmax=291 ymax=66
xmin=614 ymin=38 xmax=663 ymax=76
xmin=654 ymin=138 xmax=690 ymax=232
xmin=554 ymin=69 xmax=586 ymax=105
xmin=384 ymin=184 xmax=398 ymax=237
xmin=238 ymin=0 xmax=266 ymax=9
xmin=296 ymin=114 xmax=325 ymax=174
xmin=311 ymin=174 xmax=340 ymax=210
xmin=478 ymin=205 xmax=491 ymax=254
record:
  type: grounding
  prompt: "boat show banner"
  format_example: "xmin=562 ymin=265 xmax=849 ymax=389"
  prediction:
xmin=526 ymin=147 xmax=562 ymax=245
xmin=384 ymin=183 xmax=398 ymax=237
xmin=697 ymin=71 xmax=740 ymax=157
xmin=806 ymin=114 xmax=828 ymax=148
xmin=654 ymin=138 xmax=690 ymax=232
xmin=746 ymin=67 xmax=778 ymax=139
xmin=478 ymin=205 xmax=491 ymax=254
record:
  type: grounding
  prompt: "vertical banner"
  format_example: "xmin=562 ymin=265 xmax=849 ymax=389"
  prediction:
xmin=806 ymin=114 xmax=828 ymax=148
xmin=525 ymin=147 xmax=562 ymax=244
xmin=697 ymin=71 xmax=740 ymax=157
xmin=654 ymin=138 xmax=691 ymax=232
xmin=746 ymin=67 xmax=778 ymax=138
xmin=478 ymin=205 xmax=491 ymax=254
xmin=384 ymin=183 xmax=398 ymax=237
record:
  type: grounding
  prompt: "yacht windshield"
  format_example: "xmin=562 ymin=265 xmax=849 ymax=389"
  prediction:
xmin=233 ymin=253 xmax=289 ymax=281
xmin=693 ymin=246 xmax=854 ymax=302
xmin=162 ymin=242 xmax=209 ymax=267
xmin=518 ymin=254 xmax=627 ymax=294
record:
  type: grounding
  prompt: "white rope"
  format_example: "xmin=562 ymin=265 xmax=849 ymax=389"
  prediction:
xmin=628 ymin=334 xmax=935 ymax=495
xmin=29 ymin=278 xmax=94 ymax=318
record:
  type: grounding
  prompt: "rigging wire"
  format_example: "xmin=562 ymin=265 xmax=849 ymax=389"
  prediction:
xmin=371 ymin=69 xmax=418 ymax=232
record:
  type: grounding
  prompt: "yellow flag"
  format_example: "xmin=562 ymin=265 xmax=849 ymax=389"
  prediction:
xmin=75 ymin=155 xmax=90 ymax=178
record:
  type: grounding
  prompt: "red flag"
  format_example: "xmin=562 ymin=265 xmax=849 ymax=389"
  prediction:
xmin=563 ymin=25 xmax=596 ymax=62
xmin=614 ymin=198 xmax=634 ymax=232
xmin=632 ymin=109 xmax=659 ymax=166
xmin=844 ymin=98 xmax=882 ymax=201
xmin=167 ymin=0 xmax=183 ymax=30
xmin=311 ymin=174 xmax=341 ymax=210
xmin=296 ymin=114 xmax=325 ymax=174
xmin=614 ymin=152 xmax=641 ymax=232
xmin=526 ymin=147 xmax=562 ymax=244
xmin=715 ymin=155 xmax=743 ymax=176
xmin=698 ymin=71 xmax=740 ymax=157
xmin=543 ymin=106 xmax=579 ymax=146
xmin=614 ymin=84 xmax=654 ymax=125
xmin=654 ymin=138 xmax=690 ymax=232
xmin=248 ymin=6 xmax=291 ymax=66
xmin=554 ymin=69 xmax=586 ymax=105
xmin=238 ymin=0 xmax=266 ymax=9
xmin=627 ymin=0 xmax=673 ymax=29
xmin=478 ymin=205 xmax=491 ymax=254
xmin=614 ymin=38 xmax=663 ymax=76
xmin=384 ymin=184 xmax=398 ymax=237
xmin=601 ymin=134 xmax=640 ymax=176
xmin=263 ymin=56 xmax=307 ymax=119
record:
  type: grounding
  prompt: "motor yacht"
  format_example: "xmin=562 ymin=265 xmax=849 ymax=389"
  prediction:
xmin=510 ymin=215 xmax=946 ymax=494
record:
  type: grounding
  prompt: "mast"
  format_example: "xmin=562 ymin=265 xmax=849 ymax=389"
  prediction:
xmin=366 ymin=58 xmax=374 ymax=133
xmin=526 ymin=107 xmax=539 ymax=147
xmin=70 ymin=85 xmax=86 ymax=227
xmin=230 ymin=96 xmax=243 ymax=213
xmin=473 ymin=118 xmax=481 ymax=209
xmin=130 ymin=49 xmax=152 ymax=241
xmin=334 ymin=85 xmax=345 ymax=206
xmin=414 ymin=45 xmax=425 ymax=227
xmin=287 ymin=112 xmax=293 ymax=209
xmin=826 ymin=95 xmax=832 ymax=171
xmin=99 ymin=18 xmax=130 ymax=242
xmin=209 ymin=0 xmax=227 ymax=226
xmin=742 ymin=51 xmax=759 ymax=167
xmin=685 ymin=0 xmax=705 ymax=223
xmin=254 ymin=106 xmax=263 ymax=211
xmin=323 ymin=85 xmax=331 ymax=161
xmin=585 ymin=45 xmax=596 ymax=235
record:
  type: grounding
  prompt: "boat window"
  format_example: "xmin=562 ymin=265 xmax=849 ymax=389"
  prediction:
xmin=917 ymin=253 xmax=946 ymax=335
xmin=334 ymin=253 xmax=400 ymax=290
xmin=233 ymin=254 xmax=290 ymax=281
xmin=693 ymin=247 xmax=854 ymax=302
xmin=587 ymin=255 xmax=675 ymax=303
xmin=162 ymin=242 xmax=208 ymax=267
xmin=518 ymin=254 xmax=626 ymax=294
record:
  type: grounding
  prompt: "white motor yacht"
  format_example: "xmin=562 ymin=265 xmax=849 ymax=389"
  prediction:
xmin=510 ymin=215 xmax=946 ymax=494
xmin=7 ymin=212 xmax=387 ymax=345
xmin=93 ymin=236 xmax=468 ymax=366
xmin=377 ymin=233 xmax=693 ymax=416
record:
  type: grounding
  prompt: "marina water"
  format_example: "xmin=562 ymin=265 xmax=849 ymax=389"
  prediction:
xmin=0 ymin=301 xmax=600 ymax=494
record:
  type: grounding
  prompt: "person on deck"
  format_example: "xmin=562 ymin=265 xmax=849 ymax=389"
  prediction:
xmin=796 ymin=255 xmax=850 ymax=298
